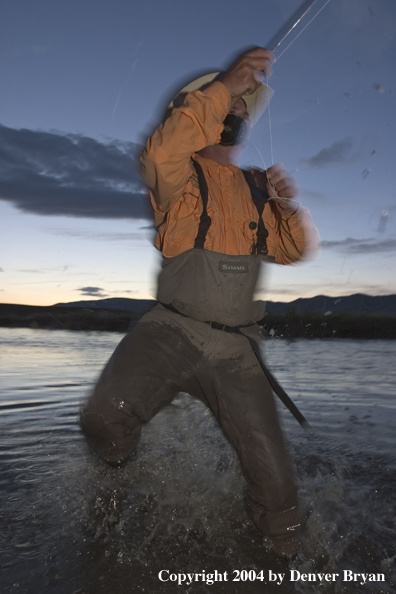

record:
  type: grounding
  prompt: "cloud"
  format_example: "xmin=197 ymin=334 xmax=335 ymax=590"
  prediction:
xmin=0 ymin=124 xmax=151 ymax=220
xmin=322 ymin=237 xmax=396 ymax=255
xmin=46 ymin=228 xmax=150 ymax=242
xmin=301 ymin=138 xmax=358 ymax=169
xmin=16 ymin=265 xmax=73 ymax=275
xmin=262 ymin=286 xmax=305 ymax=296
xmin=78 ymin=286 xmax=108 ymax=297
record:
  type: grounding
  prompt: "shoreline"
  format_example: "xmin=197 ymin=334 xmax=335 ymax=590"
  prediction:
xmin=1 ymin=303 xmax=396 ymax=339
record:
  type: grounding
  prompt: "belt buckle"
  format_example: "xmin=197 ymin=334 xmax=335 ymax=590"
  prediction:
xmin=209 ymin=321 xmax=227 ymax=331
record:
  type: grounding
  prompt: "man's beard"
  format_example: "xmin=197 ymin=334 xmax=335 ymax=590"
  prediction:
xmin=220 ymin=114 xmax=249 ymax=146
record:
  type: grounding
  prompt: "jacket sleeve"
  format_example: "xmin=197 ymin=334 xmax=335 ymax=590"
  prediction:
xmin=264 ymin=201 xmax=321 ymax=265
xmin=140 ymin=82 xmax=231 ymax=214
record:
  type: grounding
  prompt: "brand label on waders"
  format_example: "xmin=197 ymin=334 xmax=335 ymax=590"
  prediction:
xmin=218 ymin=261 xmax=249 ymax=274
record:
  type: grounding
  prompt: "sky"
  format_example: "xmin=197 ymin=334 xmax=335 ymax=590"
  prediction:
xmin=1 ymin=0 xmax=395 ymax=306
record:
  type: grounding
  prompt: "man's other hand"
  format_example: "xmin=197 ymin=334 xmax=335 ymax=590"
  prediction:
xmin=250 ymin=163 xmax=301 ymax=215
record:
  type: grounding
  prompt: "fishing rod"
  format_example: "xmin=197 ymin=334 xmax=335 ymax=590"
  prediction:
xmin=257 ymin=0 xmax=331 ymax=167
xmin=265 ymin=0 xmax=330 ymax=53
xmin=266 ymin=0 xmax=322 ymax=55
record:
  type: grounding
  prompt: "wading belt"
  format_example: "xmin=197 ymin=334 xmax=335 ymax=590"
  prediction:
xmin=161 ymin=302 xmax=310 ymax=430
xmin=160 ymin=160 xmax=310 ymax=430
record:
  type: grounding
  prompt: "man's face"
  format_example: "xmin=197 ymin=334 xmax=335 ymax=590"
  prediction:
xmin=219 ymin=98 xmax=251 ymax=147
xmin=230 ymin=98 xmax=250 ymax=127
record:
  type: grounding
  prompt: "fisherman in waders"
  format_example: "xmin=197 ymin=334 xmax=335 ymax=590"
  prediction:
xmin=80 ymin=47 xmax=319 ymax=558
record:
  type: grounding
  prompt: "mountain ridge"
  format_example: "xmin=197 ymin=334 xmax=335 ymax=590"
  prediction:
xmin=54 ymin=293 xmax=396 ymax=316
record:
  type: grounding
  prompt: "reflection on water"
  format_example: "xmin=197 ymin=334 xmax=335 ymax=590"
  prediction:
xmin=0 ymin=328 xmax=395 ymax=594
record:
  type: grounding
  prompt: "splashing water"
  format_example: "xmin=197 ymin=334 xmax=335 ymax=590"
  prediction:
xmin=1 ymin=328 xmax=395 ymax=593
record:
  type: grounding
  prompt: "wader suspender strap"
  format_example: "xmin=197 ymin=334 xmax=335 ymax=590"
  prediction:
xmin=167 ymin=160 xmax=311 ymax=430
xmin=192 ymin=160 xmax=212 ymax=249
xmin=192 ymin=162 xmax=271 ymax=256
xmin=242 ymin=170 xmax=270 ymax=256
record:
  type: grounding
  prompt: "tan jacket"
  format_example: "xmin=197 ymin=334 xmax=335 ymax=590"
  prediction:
xmin=140 ymin=81 xmax=319 ymax=264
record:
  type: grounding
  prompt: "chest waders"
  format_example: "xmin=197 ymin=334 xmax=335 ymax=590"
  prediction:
xmin=158 ymin=160 xmax=310 ymax=430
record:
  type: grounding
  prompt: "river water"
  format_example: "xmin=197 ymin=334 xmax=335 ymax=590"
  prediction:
xmin=1 ymin=327 xmax=395 ymax=594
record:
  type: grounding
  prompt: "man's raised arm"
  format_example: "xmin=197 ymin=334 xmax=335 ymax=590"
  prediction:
xmin=140 ymin=82 xmax=231 ymax=213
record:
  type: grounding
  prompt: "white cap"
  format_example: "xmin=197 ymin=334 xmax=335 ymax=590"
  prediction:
xmin=169 ymin=72 xmax=274 ymax=127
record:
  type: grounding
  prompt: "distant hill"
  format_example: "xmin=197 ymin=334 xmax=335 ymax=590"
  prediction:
xmin=0 ymin=303 xmax=139 ymax=333
xmin=2 ymin=294 xmax=396 ymax=337
xmin=55 ymin=298 xmax=156 ymax=315
xmin=265 ymin=294 xmax=396 ymax=316
xmin=54 ymin=294 xmax=396 ymax=317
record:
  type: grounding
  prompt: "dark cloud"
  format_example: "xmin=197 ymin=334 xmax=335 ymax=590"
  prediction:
xmin=78 ymin=286 xmax=108 ymax=297
xmin=0 ymin=124 xmax=151 ymax=219
xmin=301 ymin=138 xmax=357 ymax=169
xmin=322 ymin=237 xmax=396 ymax=255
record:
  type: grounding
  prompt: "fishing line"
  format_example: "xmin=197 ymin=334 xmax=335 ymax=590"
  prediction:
xmin=248 ymin=138 xmax=268 ymax=171
xmin=247 ymin=138 xmax=277 ymax=200
xmin=264 ymin=75 xmax=274 ymax=165
xmin=262 ymin=0 xmax=332 ymax=177
xmin=266 ymin=74 xmax=274 ymax=167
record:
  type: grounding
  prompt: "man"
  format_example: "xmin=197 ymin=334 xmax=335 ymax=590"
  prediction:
xmin=80 ymin=48 xmax=319 ymax=558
